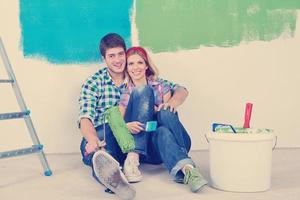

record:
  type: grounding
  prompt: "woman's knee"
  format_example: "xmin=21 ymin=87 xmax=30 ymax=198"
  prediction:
xmin=155 ymin=126 xmax=173 ymax=140
xmin=157 ymin=109 xmax=177 ymax=123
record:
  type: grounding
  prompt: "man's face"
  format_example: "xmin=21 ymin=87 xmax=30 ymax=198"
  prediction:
xmin=104 ymin=47 xmax=126 ymax=75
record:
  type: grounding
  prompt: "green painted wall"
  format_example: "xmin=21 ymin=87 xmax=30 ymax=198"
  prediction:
xmin=136 ymin=0 xmax=300 ymax=52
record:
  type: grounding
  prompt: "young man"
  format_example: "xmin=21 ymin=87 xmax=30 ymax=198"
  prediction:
xmin=78 ymin=33 xmax=207 ymax=199
xmin=79 ymin=33 xmax=135 ymax=200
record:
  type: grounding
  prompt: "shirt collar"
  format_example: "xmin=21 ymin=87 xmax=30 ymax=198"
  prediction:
xmin=103 ymin=67 xmax=127 ymax=88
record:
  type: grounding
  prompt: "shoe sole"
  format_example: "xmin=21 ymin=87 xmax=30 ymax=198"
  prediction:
xmin=126 ymin=174 xmax=143 ymax=183
xmin=92 ymin=150 xmax=136 ymax=200
xmin=191 ymin=179 xmax=208 ymax=193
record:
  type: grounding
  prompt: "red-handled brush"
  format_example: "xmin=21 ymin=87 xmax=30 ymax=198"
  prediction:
xmin=243 ymin=103 xmax=253 ymax=128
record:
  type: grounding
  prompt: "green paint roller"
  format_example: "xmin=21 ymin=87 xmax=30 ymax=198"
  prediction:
xmin=104 ymin=106 xmax=135 ymax=153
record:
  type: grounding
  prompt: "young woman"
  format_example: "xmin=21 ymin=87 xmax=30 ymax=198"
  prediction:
xmin=118 ymin=46 xmax=171 ymax=182
xmin=118 ymin=47 xmax=208 ymax=193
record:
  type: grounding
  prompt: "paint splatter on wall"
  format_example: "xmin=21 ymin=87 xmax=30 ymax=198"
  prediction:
xmin=136 ymin=0 xmax=300 ymax=53
xmin=20 ymin=0 xmax=133 ymax=64
xmin=20 ymin=0 xmax=300 ymax=63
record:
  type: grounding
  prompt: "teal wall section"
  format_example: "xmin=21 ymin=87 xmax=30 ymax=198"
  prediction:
xmin=20 ymin=0 xmax=133 ymax=64
xmin=136 ymin=0 xmax=300 ymax=52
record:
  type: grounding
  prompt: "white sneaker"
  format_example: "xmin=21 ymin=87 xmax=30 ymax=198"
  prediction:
xmin=123 ymin=156 xmax=143 ymax=183
xmin=92 ymin=150 xmax=136 ymax=200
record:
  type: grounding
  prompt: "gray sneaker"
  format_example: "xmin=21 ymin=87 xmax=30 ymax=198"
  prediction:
xmin=183 ymin=168 xmax=208 ymax=193
xmin=92 ymin=150 xmax=136 ymax=200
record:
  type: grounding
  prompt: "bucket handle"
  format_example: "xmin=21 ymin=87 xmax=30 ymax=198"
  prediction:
xmin=205 ymin=134 xmax=209 ymax=143
xmin=272 ymin=135 xmax=277 ymax=151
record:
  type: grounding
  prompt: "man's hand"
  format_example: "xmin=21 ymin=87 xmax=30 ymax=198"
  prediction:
xmin=157 ymin=86 xmax=188 ymax=113
xmin=126 ymin=121 xmax=144 ymax=134
xmin=81 ymin=118 xmax=105 ymax=155
xmin=85 ymin=139 xmax=106 ymax=155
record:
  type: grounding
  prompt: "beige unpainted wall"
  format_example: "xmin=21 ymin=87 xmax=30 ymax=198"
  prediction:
xmin=1 ymin=1 xmax=300 ymax=153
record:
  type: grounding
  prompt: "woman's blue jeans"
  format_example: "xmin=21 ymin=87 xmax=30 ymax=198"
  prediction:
xmin=123 ymin=85 xmax=195 ymax=182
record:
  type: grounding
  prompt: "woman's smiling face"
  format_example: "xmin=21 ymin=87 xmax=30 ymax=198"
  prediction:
xmin=126 ymin=54 xmax=148 ymax=82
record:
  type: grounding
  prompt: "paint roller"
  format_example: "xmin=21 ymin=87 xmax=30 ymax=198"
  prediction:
xmin=104 ymin=106 xmax=135 ymax=153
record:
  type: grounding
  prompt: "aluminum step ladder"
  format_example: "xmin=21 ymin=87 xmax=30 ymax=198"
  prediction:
xmin=0 ymin=37 xmax=52 ymax=176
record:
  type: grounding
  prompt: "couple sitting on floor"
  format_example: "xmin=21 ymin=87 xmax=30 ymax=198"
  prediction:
xmin=78 ymin=33 xmax=208 ymax=200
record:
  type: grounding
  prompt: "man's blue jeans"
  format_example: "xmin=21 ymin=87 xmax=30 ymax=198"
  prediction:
xmin=80 ymin=124 xmax=126 ymax=183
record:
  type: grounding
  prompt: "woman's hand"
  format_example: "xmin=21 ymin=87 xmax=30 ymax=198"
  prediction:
xmin=126 ymin=121 xmax=144 ymax=134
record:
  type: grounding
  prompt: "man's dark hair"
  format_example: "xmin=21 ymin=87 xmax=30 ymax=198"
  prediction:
xmin=99 ymin=33 xmax=126 ymax=57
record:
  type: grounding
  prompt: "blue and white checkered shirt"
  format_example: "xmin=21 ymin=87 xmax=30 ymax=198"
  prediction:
xmin=78 ymin=67 xmax=180 ymax=128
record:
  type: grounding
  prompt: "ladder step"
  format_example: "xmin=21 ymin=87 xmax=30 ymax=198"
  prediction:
xmin=0 ymin=79 xmax=14 ymax=83
xmin=0 ymin=145 xmax=43 ymax=159
xmin=0 ymin=110 xmax=30 ymax=120
xmin=1 ymin=37 xmax=52 ymax=175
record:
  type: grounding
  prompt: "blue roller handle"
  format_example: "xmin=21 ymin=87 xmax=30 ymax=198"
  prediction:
xmin=212 ymin=123 xmax=237 ymax=133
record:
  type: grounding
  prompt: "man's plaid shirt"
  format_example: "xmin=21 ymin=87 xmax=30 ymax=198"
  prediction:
xmin=78 ymin=67 xmax=179 ymax=128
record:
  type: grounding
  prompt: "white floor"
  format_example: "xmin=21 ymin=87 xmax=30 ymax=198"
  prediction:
xmin=1 ymin=148 xmax=300 ymax=200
